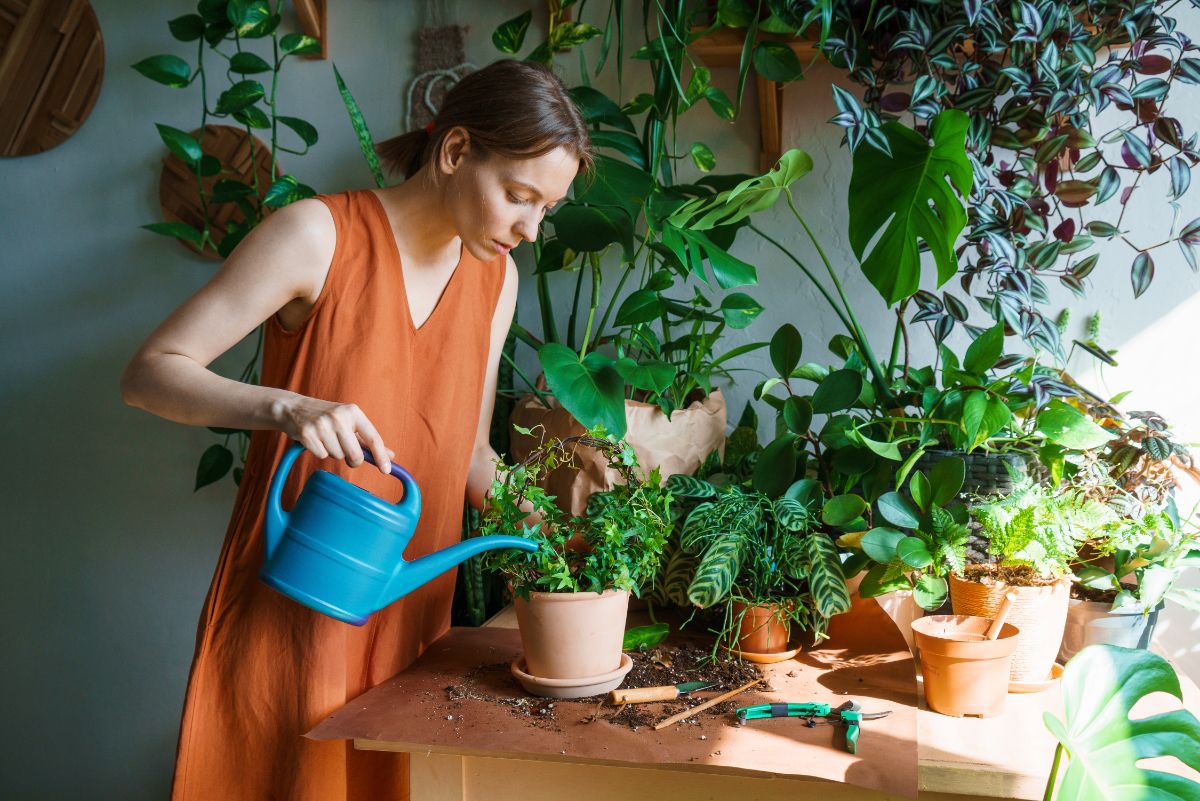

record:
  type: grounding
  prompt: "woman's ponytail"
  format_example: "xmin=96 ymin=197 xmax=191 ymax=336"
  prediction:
xmin=375 ymin=123 xmax=436 ymax=179
xmin=373 ymin=60 xmax=592 ymax=182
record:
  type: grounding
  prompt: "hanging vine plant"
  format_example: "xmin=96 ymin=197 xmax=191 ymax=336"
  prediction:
xmin=712 ymin=0 xmax=1200 ymax=360
xmin=134 ymin=0 xmax=322 ymax=489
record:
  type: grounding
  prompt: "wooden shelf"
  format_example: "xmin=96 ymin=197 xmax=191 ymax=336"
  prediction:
xmin=689 ymin=26 xmax=821 ymax=171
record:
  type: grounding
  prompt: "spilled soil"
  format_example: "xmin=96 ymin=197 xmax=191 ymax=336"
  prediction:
xmin=444 ymin=643 xmax=764 ymax=732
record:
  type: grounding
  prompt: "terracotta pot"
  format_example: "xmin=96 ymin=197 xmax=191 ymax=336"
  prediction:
xmin=730 ymin=600 xmax=792 ymax=654
xmin=513 ymin=588 xmax=629 ymax=680
xmin=949 ymin=572 xmax=1070 ymax=683
xmin=912 ymin=615 xmax=1021 ymax=717
xmin=510 ymin=387 xmax=727 ymax=516
xmin=1058 ymin=598 xmax=1164 ymax=663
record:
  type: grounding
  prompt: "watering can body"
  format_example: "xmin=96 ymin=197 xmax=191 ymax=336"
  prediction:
xmin=260 ymin=441 xmax=536 ymax=625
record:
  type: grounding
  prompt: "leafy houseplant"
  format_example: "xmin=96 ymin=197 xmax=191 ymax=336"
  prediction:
xmin=492 ymin=7 xmax=778 ymax=439
xmin=664 ymin=475 xmax=851 ymax=654
xmin=845 ymin=456 xmax=971 ymax=612
xmin=134 ymin=0 xmax=322 ymax=489
xmin=479 ymin=425 xmax=671 ymax=692
xmin=955 ymin=480 xmax=1115 ymax=683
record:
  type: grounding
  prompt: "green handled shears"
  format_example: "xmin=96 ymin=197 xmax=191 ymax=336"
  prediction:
xmin=734 ymin=700 xmax=891 ymax=754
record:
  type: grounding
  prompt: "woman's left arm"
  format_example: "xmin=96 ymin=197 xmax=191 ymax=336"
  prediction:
xmin=465 ymin=255 xmax=519 ymax=511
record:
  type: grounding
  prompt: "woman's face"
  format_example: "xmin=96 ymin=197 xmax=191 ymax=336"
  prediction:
xmin=439 ymin=130 xmax=581 ymax=261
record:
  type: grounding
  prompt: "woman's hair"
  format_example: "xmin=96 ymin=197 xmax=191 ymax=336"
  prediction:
xmin=376 ymin=59 xmax=593 ymax=180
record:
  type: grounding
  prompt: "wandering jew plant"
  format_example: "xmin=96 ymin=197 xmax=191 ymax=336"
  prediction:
xmin=715 ymin=0 xmax=1200 ymax=360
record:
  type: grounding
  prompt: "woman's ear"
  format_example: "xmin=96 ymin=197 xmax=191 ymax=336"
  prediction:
xmin=438 ymin=126 xmax=472 ymax=175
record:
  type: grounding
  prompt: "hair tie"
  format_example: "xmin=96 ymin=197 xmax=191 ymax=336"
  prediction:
xmin=424 ymin=122 xmax=435 ymax=135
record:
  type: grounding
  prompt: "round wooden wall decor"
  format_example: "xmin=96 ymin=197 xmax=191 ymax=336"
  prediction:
xmin=158 ymin=124 xmax=279 ymax=259
xmin=0 ymin=0 xmax=105 ymax=157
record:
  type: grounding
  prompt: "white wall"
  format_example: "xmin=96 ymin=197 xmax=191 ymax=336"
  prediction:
xmin=2 ymin=1 xmax=1197 ymax=796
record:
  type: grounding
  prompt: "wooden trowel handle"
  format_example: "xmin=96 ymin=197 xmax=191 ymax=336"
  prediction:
xmin=986 ymin=592 xmax=1018 ymax=640
xmin=609 ymin=685 xmax=679 ymax=704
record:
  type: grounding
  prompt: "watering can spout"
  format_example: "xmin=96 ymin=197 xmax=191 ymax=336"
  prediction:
xmin=384 ymin=536 xmax=538 ymax=606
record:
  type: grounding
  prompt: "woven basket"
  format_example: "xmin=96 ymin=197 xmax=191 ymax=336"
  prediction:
xmin=948 ymin=573 xmax=1070 ymax=683
xmin=914 ymin=448 xmax=1036 ymax=497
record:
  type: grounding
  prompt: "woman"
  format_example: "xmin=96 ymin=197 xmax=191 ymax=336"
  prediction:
xmin=121 ymin=59 xmax=591 ymax=800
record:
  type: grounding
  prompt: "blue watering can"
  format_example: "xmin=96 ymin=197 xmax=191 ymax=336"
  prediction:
xmin=260 ymin=441 xmax=537 ymax=625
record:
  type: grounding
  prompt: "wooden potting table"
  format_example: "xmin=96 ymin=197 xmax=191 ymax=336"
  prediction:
xmin=308 ymin=597 xmax=1200 ymax=801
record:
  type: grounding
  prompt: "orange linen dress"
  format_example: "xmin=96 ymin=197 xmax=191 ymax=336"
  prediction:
xmin=170 ymin=189 xmax=506 ymax=801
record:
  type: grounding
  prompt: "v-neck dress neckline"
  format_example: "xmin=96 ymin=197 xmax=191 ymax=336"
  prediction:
xmin=364 ymin=188 xmax=467 ymax=334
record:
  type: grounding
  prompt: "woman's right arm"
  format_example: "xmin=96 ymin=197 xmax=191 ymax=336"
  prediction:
xmin=120 ymin=198 xmax=394 ymax=474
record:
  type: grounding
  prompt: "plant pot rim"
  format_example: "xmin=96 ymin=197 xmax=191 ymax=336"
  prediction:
xmin=912 ymin=614 xmax=1020 ymax=657
xmin=950 ymin=571 xmax=1071 ymax=592
xmin=1068 ymin=597 xmax=1167 ymax=615
xmin=517 ymin=587 xmax=630 ymax=603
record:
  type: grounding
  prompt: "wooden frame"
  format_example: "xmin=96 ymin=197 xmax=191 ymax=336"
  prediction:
xmin=689 ymin=27 xmax=819 ymax=170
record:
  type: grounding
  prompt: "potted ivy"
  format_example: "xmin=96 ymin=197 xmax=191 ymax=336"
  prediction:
xmin=665 ymin=475 xmax=851 ymax=662
xmin=479 ymin=426 xmax=672 ymax=698
xmin=959 ymin=481 xmax=1114 ymax=687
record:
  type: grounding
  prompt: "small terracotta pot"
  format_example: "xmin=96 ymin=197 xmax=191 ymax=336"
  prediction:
xmin=949 ymin=572 xmax=1070 ymax=683
xmin=730 ymin=600 xmax=792 ymax=654
xmin=912 ymin=615 xmax=1020 ymax=717
xmin=513 ymin=588 xmax=629 ymax=680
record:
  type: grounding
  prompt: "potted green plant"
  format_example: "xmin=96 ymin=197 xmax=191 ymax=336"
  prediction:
xmin=1060 ymin=407 xmax=1200 ymax=659
xmin=959 ymin=481 xmax=1114 ymax=685
xmin=479 ymin=425 xmax=672 ymax=697
xmin=490 ymin=7 xmax=784 ymax=512
xmin=667 ymin=476 xmax=851 ymax=661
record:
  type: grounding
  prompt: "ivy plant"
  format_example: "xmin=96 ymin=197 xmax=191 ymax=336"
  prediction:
xmin=134 ymin=0 xmax=322 ymax=490
xmin=479 ymin=425 xmax=673 ymax=599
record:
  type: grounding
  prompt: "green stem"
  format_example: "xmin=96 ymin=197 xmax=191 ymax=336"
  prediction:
xmin=579 ymin=255 xmax=602 ymax=357
xmin=537 ymin=272 xmax=559 ymax=344
xmin=567 ymin=263 xmax=585 ymax=350
xmin=501 ymin=350 xmax=552 ymax=408
xmin=787 ymin=193 xmax=894 ymax=405
xmin=748 ymin=223 xmax=854 ymax=336
xmin=1043 ymin=743 xmax=1064 ymax=801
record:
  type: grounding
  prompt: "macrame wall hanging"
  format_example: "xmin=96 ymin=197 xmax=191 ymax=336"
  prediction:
xmin=404 ymin=0 xmax=475 ymax=131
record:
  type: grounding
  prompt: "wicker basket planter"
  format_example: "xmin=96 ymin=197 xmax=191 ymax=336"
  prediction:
xmin=948 ymin=570 xmax=1070 ymax=684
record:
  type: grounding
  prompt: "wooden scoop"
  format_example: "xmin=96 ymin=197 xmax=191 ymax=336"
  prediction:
xmin=985 ymin=592 xmax=1018 ymax=640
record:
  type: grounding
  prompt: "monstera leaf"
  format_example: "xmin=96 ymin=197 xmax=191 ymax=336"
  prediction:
xmin=848 ymin=110 xmax=972 ymax=305
xmin=1044 ymin=644 xmax=1200 ymax=801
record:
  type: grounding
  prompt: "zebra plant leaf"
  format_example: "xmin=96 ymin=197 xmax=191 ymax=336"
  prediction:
xmin=662 ymin=546 xmax=698 ymax=607
xmin=803 ymin=535 xmax=852 ymax=617
xmin=687 ymin=531 xmax=744 ymax=608
xmin=680 ymin=501 xmax=720 ymax=552
xmin=666 ymin=473 xmax=718 ymax=500
xmin=773 ymin=498 xmax=810 ymax=531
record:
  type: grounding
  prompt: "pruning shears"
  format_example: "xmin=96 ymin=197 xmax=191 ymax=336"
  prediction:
xmin=734 ymin=700 xmax=892 ymax=754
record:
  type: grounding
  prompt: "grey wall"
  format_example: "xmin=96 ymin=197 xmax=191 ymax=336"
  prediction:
xmin=2 ymin=1 xmax=1198 ymax=798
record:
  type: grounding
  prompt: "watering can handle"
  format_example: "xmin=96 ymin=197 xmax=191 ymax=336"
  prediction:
xmin=362 ymin=447 xmax=422 ymax=518
xmin=265 ymin=442 xmax=305 ymax=560
xmin=265 ymin=442 xmax=423 ymax=560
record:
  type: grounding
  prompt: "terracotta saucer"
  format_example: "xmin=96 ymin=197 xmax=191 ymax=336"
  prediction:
xmin=723 ymin=644 xmax=804 ymax=664
xmin=1008 ymin=662 xmax=1064 ymax=693
xmin=511 ymin=653 xmax=634 ymax=699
